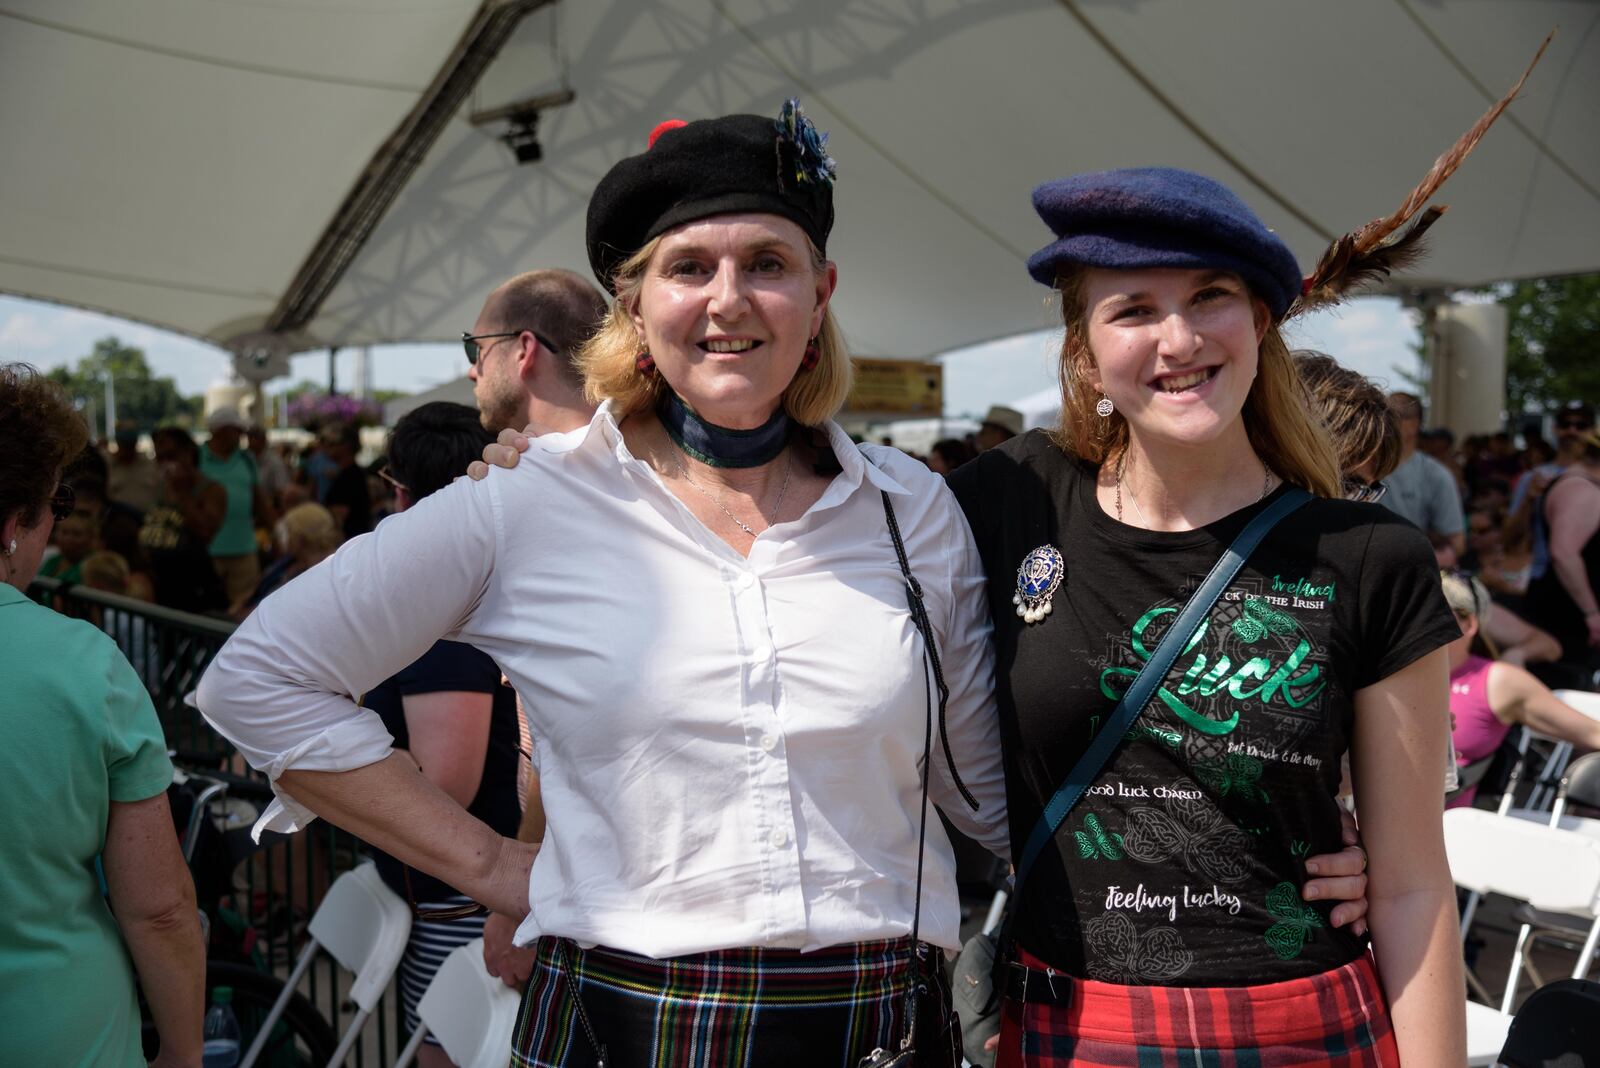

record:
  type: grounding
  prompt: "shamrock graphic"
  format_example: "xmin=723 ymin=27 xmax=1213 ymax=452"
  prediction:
xmin=1231 ymin=597 xmax=1299 ymax=644
xmin=1263 ymin=881 xmax=1323 ymax=960
xmin=1083 ymin=912 xmax=1194 ymax=984
xmin=1073 ymin=812 xmax=1124 ymax=861
xmin=1193 ymin=752 xmax=1270 ymax=803
xmin=1121 ymin=789 xmax=1253 ymax=885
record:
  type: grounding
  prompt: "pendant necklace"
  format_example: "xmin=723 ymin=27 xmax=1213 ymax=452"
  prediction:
xmin=677 ymin=448 xmax=792 ymax=538
xmin=1116 ymin=452 xmax=1274 ymax=525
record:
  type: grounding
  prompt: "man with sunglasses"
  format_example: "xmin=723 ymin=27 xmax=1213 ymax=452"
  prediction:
xmin=1382 ymin=391 xmax=1467 ymax=557
xmin=460 ymin=269 xmax=605 ymax=996
xmin=462 ymin=269 xmax=607 ymax=436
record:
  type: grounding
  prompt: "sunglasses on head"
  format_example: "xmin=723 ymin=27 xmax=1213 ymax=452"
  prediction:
xmin=461 ymin=329 xmax=557 ymax=366
xmin=50 ymin=482 xmax=76 ymax=521
xmin=1342 ymin=477 xmax=1388 ymax=504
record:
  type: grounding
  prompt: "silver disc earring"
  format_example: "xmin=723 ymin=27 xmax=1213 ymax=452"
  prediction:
xmin=1095 ymin=396 xmax=1114 ymax=418
xmin=5 ymin=539 xmax=15 ymax=555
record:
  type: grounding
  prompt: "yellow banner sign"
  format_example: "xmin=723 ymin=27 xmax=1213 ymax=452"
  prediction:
xmin=845 ymin=358 xmax=942 ymax=416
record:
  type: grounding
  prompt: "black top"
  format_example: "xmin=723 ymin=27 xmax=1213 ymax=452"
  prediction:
xmin=137 ymin=491 xmax=227 ymax=613
xmin=324 ymin=464 xmax=372 ymax=540
xmin=1528 ymin=470 xmax=1600 ymax=664
xmin=950 ymin=431 xmax=1458 ymax=985
xmin=363 ymin=640 xmax=522 ymax=903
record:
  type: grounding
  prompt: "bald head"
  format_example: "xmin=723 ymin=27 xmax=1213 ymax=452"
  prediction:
xmin=484 ymin=269 xmax=608 ymax=388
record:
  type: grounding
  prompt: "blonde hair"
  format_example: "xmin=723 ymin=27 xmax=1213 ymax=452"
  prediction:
xmin=1292 ymin=351 xmax=1402 ymax=481
xmin=1440 ymin=569 xmax=1492 ymax=620
xmin=281 ymin=503 xmax=340 ymax=557
xmin=1050 ymin=268 xmax=1341 ymax=498
xmin=576 ymin=233 xmax=852 ymax=426
xmin=79 ymin=550 xmax=130 ymax=593
xmin=1440 ymin=569 xmax=1499 ymax=657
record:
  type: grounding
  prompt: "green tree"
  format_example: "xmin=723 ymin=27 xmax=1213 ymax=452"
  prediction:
xmin=47 ymin=336 xmax=199 ymax=430
xmin=1497 ymin=274 xmax=1600 ymax=417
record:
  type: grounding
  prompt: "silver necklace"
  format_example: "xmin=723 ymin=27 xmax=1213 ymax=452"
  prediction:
xmin=677 ymin=448 xmax=792 ymax=538
xmin=1115 ymin=452 xmax=1273 ymax=525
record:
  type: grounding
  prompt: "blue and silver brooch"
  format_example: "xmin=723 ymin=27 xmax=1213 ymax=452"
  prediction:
xmin=1014 ymin=545 xmax=1064 ymax=624
xmin=775 ymin=98 xmax=837 ymax=186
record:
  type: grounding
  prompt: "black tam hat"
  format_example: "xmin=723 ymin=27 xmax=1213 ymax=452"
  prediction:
xmin=586 ymin=99 xmax=837 ymax=293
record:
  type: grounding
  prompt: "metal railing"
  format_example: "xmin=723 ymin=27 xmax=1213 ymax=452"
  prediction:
xmin=28 ymin=578 xmax=407 ymax=1062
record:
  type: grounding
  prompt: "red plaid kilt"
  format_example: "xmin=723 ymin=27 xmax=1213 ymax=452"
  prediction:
xmin=512 ymin=936 xmax=961 ymax=1068
xmin=996 ymin=947 xmax=1398 ymax=1068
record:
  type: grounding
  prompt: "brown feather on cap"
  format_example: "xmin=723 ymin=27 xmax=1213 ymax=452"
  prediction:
xmin=1288 ymin=30 xmax=1554 ymax=318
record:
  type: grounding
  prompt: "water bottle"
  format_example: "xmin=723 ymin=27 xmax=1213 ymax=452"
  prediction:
xmin=202 ymin=986 xmax=241 ymax=1068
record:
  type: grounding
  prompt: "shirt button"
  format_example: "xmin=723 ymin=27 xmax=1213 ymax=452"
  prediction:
xmin=737 ymin=572 xmax=755 ymax=590
xmin=760 ymin=733 xmax=778 ymax=752
xmin=770 ymin=828 xmax=789 ymax=848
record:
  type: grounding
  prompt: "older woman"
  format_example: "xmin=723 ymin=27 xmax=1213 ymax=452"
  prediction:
xmin=953 ymin=169 xmax=1465 ymax=1065
xmin=230 ymin=501 xmax=341 ymax=620
xmin=199 ymin=104 xmax=1006 ymax=1067
xmin=0 ymin=365 xmax=204 ymax=1067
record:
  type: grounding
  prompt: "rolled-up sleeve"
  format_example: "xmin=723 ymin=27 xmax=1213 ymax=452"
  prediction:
xmin=197 ymin=473 xmax=501 ymax=834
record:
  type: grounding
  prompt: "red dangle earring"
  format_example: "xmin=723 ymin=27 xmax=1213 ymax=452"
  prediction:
xmin=799 ymin=336 xmax=820 ymax=372
xmin=635 ymin=347 xmax=656 ymax=375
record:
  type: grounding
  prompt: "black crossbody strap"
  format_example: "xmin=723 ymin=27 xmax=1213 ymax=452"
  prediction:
xmin=1011 ymin=487 xmax=1312 ymax=895
xmin=879 ymin=489 xmax=938 ymax=951
xmin=881 ymin=490 xmax=980 ymax=813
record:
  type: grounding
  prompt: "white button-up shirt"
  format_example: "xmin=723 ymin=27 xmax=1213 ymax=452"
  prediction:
xmin=197 ymin=404 xmax=1007 ymax=956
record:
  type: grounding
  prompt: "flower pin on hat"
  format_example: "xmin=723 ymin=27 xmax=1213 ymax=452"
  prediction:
xmin=1014 ymin=545 xmax=1065 ymax=624
xmin=775 ymin=98 xmax=836 ymax=186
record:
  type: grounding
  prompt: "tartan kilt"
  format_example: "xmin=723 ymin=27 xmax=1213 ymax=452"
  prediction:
xmin=512 ymin=936 xmax=962 ymax=1068
xmin=996 ymin=947 xmax=1398 ymax=1068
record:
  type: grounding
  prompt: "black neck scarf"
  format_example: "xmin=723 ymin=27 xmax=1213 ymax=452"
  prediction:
xmin=659 ymin=392 xmax=791 ymax=468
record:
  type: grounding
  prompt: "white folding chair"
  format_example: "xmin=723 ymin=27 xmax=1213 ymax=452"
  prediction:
xmin=1444 ymin=808 xmax=1600 ymax=1067
xmin=393 ymin=938 xmax=521 ymax=1068
xmin=241 ymin=861 xmax=412 ymax=1068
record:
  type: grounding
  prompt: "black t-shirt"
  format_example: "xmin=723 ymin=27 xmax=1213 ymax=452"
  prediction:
xmin=950 ymin=432 xmax=1458 ymax=985
xmin=324 ymin=464 xmax=372 ymax=540
xmin=362 ymin=640 xmax=523 ymax=903
xmin=138 ymin=493 xmax=227 ymax=613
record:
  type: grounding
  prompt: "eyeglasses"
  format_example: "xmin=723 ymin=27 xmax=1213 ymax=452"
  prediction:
xmin=1557 ymin=419 xmax=1592 ymax=431
xmin=460 ymin=329 xmax=557 ymax=366
xmin=49 ymin=482 xmax=76 ymax=521
xmin=1342 ymin=478 xmax=1388 ymax=504
xmin=377 ymin=467 xmax=408 ymax=496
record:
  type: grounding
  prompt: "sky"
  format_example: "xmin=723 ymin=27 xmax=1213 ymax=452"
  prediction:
xmin=0 ymin=292 xmax=1422 ymax=423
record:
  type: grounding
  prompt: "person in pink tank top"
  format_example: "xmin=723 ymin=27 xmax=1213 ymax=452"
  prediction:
xmin=1442 ymin=571 xmax=1600 ymax=807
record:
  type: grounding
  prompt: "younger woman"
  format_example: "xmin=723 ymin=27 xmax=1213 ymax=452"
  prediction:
xmin=952 ymin=167 xmax=1465 ymax=1065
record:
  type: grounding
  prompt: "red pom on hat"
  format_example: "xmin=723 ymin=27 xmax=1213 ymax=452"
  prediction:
xmin=647 ymin=119 xmax=688 ymax=148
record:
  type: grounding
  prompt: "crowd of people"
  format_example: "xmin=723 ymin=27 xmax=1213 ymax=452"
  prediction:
xmin=3 ymin=79 xmax=1594 ymax=1068
xmin=31 ymin=408 xmax=402 ymax=622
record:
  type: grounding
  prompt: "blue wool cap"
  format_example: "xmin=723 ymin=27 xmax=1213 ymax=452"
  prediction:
xmin=1025 ymin=167 xmax=1304 ymax=319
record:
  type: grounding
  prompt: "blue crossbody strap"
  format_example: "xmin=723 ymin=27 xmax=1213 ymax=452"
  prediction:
xmin=1011 ymin=487 xmax=1312 ymax=895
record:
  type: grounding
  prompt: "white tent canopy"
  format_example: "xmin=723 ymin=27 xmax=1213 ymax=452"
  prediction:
xmin=2 ymin=1 xmax=1595 ymax=368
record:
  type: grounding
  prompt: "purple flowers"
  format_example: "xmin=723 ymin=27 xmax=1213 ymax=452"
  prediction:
xmin=286 ymin=392 xmax=381 ymax=430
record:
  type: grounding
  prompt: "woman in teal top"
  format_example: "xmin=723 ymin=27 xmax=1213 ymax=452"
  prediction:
xmin=0 ymin=364 xmax=205 ymax=1067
